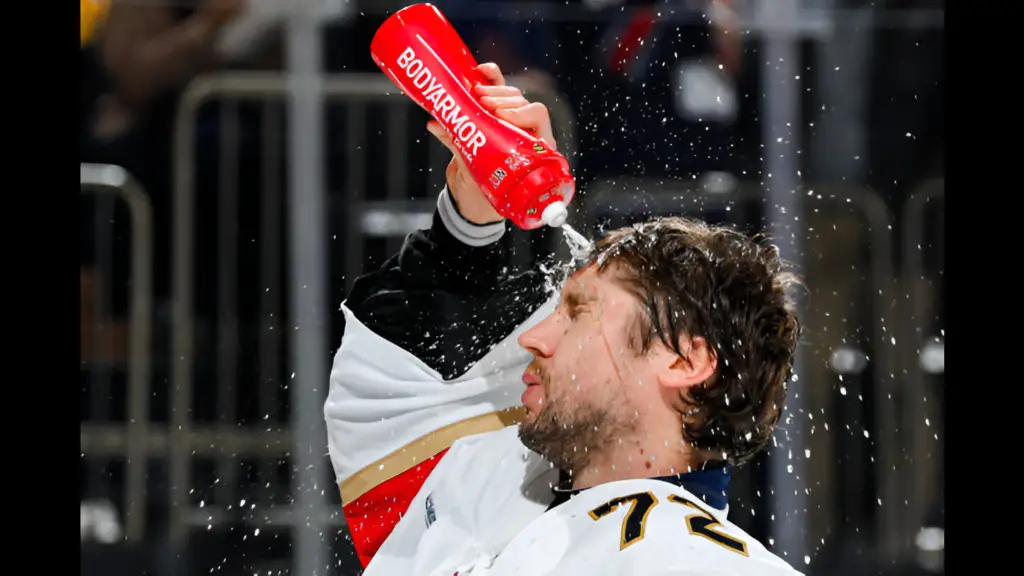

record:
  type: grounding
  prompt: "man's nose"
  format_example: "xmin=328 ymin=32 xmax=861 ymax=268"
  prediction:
xmin=517 ymin=313 xmax=559 ymax=358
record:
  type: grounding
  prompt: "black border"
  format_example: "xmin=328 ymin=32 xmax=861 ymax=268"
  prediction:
xmin=10 ymin=0 xmax=80 ymax=574
xmin=946 ymin=0 xmax=1003 ymax=573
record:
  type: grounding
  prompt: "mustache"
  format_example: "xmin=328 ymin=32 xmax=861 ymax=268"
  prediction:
xmin=526 ymin=362 xmax=549 ymax=386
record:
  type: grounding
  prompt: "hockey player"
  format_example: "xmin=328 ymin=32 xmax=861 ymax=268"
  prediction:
xmin=327 ymin=62 xmax=802 ymax=574
xmin=362 ymin=216 xmax=804 ymax=574
xmin=324 ymin=62 xmax=559 ymax=566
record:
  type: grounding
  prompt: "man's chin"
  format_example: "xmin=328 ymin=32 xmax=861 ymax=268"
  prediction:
xmin=519 ymin=406 xmax=540 ymax=425
xmin=517 ymin=412 xmax=543 ymax=438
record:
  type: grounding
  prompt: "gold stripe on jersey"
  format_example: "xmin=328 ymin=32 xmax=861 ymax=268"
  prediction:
xmin=339 ymin=406 xmax=527 ymax=503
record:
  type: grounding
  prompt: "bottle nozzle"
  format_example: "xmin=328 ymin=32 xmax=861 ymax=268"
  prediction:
xmin=541 ymin=201 xmax=568 ymax=228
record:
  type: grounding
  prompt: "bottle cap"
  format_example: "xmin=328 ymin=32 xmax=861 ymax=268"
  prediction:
xmin=541 ymin=201 xmax=568 ymax=228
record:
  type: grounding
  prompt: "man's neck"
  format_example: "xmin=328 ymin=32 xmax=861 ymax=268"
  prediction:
xmin=568 ymin=437 xmax=700 ymax=490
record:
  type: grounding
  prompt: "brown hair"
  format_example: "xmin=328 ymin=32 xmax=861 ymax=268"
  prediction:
xmin=581 ymin=217 xmax=801 ymax=465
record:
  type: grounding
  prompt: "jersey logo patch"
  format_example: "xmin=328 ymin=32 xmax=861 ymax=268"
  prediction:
xmin=425 ymin=493 xmax=437 ymax=527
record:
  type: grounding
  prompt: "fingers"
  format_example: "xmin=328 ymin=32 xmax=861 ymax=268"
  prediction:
xmin=479 ymin=95 xmax=529 ymax=111
xmin=426 ymin=120 xmax=458 ymax=156
xmin=431 ymin=66 xmax=559 ymax=153
xmin=473 ymin=85 xmax=522 ymax=98
xmin=475 ymin=86 xmax=529 ymax=117
xmin=475 ymin=62 xmax=506 ymax=86
xmin=494 ymin=102 xmax=556 ymax=149
xmin=480 ymin=96 xmax=553 ymax=148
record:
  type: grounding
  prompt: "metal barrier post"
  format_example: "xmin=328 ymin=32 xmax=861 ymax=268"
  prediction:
xmin=900 ymin=178 xmax=944 ymax=560
xmin=171 ymin=82 xmax=198 ymax=545
xmin=286 ymin=2 xmax=329 ymax=573
xmin=812 ymin=185 xmax=902 ymax=564
xmin=756 ymin=0 xmax=808 ymax=563
xmin=80 ymin=163 xmax=154 ymax=543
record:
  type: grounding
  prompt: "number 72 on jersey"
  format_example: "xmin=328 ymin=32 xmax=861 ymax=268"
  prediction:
xmin=588 ymin=492 xmax=748 ymax=555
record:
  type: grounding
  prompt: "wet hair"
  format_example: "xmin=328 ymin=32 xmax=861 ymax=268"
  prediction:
xmin=581 ymin=217 xmax=801 ymax=465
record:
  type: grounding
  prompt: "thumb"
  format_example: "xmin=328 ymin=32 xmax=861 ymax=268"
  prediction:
xmin=427 ymin=121 xmax=459 ymax=157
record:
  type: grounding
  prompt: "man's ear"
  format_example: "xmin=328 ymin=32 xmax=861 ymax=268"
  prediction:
xmin=658 ymin=336 xmax=717 ymax=390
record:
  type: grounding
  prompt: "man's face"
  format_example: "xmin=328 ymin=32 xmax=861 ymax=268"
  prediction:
xmin=517 ymin=265 xmax=661 ymax=471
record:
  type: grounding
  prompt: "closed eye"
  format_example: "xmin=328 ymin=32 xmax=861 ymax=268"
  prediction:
xmin=561 ymin=289 xmax=595 ymax=321
xmin=564 ymin=299 xmax=590 ymax=321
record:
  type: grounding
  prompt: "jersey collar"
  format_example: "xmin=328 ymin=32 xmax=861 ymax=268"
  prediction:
xmin=655 ymin=463 xmax=731 ymax=511
xmin=550 ymin=463 xmax=731 ymax=511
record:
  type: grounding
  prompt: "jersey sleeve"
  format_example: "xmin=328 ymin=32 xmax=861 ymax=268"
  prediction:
xmin=343 ymin=187 xmax=548 ymax=380
xmin=325 ymin=187 xmax=554 ymax=566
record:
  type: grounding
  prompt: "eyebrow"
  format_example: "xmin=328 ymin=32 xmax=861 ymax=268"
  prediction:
xmin=563 ymin=290 xmax=581 ymax=310
xmin=562 ymin=285 xmax=598 ymax=310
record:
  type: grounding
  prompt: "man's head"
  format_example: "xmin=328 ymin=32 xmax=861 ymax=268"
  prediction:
xmin=517 ymin=217 xmax=801 ymax=477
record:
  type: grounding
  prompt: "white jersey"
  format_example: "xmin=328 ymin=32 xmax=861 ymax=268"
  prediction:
xmin=365 ymin=426 xmax=803 ymax=576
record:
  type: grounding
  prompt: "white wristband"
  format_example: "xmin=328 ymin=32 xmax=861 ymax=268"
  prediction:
xmin=437 ymin=187 xmax=506 ymax=247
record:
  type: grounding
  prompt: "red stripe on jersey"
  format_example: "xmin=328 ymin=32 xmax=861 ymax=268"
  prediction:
xmin=343 ymin=448 xmax=450 ymax=567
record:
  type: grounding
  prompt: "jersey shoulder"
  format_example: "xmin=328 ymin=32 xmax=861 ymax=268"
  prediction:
xmin=426 ymin=425 xmax=557 ymax=526
xmin=565 ymin=480 xmax=803 ymax=576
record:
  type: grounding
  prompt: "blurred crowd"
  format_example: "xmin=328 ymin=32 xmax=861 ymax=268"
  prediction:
xmin=79 ymin=0 xmax=943 ymax=332
xmin=79 ymin=0 xmax=944 ymax=306
xmin=80 ymin=0 xmax=755 ymax=362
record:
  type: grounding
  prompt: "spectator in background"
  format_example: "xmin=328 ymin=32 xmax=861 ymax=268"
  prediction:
xmin=81 ymin=0 xmax=111 ymax=48
xmin=90 ymin=0 xmax=246 ymax=145
xmin=430 ymin=0 xmax=561 ymax=89
xmin=80 ymin=0 xmax=250 ymax=360
xmin=555 ymin=0 xmax=742 ymax=185
xmin=708 ymin=0 xmax=741 ymax=75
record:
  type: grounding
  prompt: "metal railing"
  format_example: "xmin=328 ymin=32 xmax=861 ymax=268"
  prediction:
xmin=79 ymin=163 xmax=154 ymax=543
xmin=900 ymin=178 xmax=945 ymax=561
xmin=167 ymin=72 xmax=579 ymax=552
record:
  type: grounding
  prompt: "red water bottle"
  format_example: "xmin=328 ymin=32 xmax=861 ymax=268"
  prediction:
xmin=370 ymin=3 xmax=575 ymax=229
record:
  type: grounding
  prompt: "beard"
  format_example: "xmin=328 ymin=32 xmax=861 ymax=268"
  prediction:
xmin=518 ymin=379 xmax=638 ymax=474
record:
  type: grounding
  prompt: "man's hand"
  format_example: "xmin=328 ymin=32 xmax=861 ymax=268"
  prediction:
xmin=427 ymin=62 xmax=557 ymax=225
xmin=709 ymin=0 xmax=741 ymax=75
xmin=197 ymin=0 xmax=247 ymax=27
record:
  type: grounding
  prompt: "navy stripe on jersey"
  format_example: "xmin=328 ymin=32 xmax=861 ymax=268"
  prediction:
xmin=548 ymin=463 xmax=731 ymax=511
